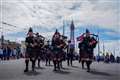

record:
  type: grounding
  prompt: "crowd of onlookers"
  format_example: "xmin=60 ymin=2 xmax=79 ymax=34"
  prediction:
xmin=95 ymin=53 xmax=120 ymax=63
xmin=0 ymin=46 xmax=120 ymax=64
xmin=0 ymin=46 xmax=23 ymax=61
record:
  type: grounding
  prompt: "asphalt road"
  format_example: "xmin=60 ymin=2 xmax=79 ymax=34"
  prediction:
xmin=0 ymin=59 xmax=120 ymax=80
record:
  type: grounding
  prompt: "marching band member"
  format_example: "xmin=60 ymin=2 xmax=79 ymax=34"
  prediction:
xmin=24 ymin=27 xmax=36 ymax=72
xmin=78 ymin=29 xmax=97 ymax=72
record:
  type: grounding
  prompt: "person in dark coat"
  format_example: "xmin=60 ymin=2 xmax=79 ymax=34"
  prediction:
xmin=110 ymin=53 xmax=115 ymax=63
xmin=51 ymin=29 xmax=66 ymax=71
xmin=44 ymin=40 xmax=52 ymax=66
xmin=78 ymin=29 xmax=97 ymax=72
xmin=24 ymin=27 xmax=36 ymax=72
xmin=59 ymin=35 xmax=67 ymax=68
xmin=3 ymin=47 xmax=7 ymax=60
xmin=67 ymin=40 xmax=74 ymax=66
xmin=34 ymin=32 xmax=45 ymax=67
xmin=7 ymin=46 xmax=11 ymax=60
xmin=0 ymin=47 xmax=3 ymax=60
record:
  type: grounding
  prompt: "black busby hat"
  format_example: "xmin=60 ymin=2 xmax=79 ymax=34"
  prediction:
xmin=55 ymin=29 xmax=60 ymax=34
xmin=28 ymin=27 xmax=33 ymax=33
xmin=86 ymin=29 xmax=90 ymax=33
xmin=54 ymin=29 xmax=60 ymax=36
xmin=27 ymin=27 xmax=33 ymax=35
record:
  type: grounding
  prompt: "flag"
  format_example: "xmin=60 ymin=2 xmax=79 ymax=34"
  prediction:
xmin=77 ymin=34 xmax=84 ymax=41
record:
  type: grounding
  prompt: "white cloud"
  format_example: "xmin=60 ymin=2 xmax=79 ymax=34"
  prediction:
xmin=1 ymin=0 xmax=120 ymax=57
xmin=0 ymin=0 xmax=119 ymax=40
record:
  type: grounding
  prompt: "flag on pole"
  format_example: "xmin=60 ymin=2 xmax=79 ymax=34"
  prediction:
xmin=77 ymin=33 xmax=84 ymax=41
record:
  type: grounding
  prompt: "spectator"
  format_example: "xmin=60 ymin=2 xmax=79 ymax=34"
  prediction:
xmin=12 ymin=48 xmax=17 ymax=59
xmin=3 ymin=47 xmax=7 ymax=60
xmin=16 ymin=46 xmax=21 ymax=59
xmin=104 ymin=52 xmax=110 ymax=63
xmin=96 ymin=54 xmax=100 ymax=62
xmin=0 ymin=47 xmax=3 ymax=60
xmin=110 ymin=53 xmax=115 ymax=63
xmin=7 ymin=46 xmax=11 ymax=60
xmin=116 ymin=56 xmax=120 ymax=63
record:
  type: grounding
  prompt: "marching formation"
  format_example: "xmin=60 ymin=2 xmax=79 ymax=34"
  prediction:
xmin=24 ymin=27 xmax=98 ymax=72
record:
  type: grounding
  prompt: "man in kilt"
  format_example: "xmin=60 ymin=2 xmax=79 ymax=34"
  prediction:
xmin=44 ymin=40 xmax=52 ymax=66
xmin=24 ymin=27 xmax=36 ymax=72
xmin=35 ymin=32 xmax=45 ymax=67
xmin=51 ymin=29 xmax=66 ymax=71
xmin=59 ymin=35 xmax=67 ymax=68
xmin=78 ymin=29 xmax=97 ymax=72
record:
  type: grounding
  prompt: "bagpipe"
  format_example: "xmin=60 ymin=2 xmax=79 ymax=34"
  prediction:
xmin=77 ymin=33 xmax=98 ymax=48
xmin=26 ymin=33 xmax=45 ymax=48
xmin=77 ymin=33 xmax=98 ymax=41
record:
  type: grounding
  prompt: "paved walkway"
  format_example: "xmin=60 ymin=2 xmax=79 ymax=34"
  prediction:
xmin=0 ymin=59 xmax=120 ymax=80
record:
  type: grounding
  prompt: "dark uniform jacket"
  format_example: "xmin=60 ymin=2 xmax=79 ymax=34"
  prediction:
xmin=52 ymin=38 xmax=65 ymax=54
xmin=25 ymin=36 xmax=34 ymax=55
xmin=78 ymin=36 xmax=97 ymax=60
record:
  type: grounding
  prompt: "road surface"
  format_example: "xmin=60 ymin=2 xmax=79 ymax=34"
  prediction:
xmin=0 ymin=59 xmax=120 ymax=80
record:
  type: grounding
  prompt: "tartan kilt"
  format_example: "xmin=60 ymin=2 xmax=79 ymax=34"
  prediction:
xmin=25 ymin=48 xmax=36 ymax=59
xmin=79 ymin=50 xmax=94 ymax=61
xmin=59 ymin=50 xmax=66 ymax=61
xmin=52 ymin=49 xmax=62 ymax=61
xmin=35 ymin=47 xmax=43 ymax=59
xmin=45 ymin=50 xmax=52 ymax=60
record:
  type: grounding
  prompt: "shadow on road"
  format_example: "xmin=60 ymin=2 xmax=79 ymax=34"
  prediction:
xmin=46 ymin=65 xmax=54 ymax=67
xmin=35 ymin=67 xmax=46 ymax=70
xmin=71 ymin=65 xmax=80 ymax=68
xmin=24 ymin=71 xmax=41 ymax=76
xmin=53 ymin=70 xmax=71 ymax=75
xmin=61 ymin=67 xmax=70 ymax=70
xmin=89 ymin=70 xmax=112 ymax=76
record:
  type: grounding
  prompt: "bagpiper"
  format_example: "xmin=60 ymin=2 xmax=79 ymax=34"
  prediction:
xmin=44 ymin=40 xmax=52 ymax=66
xmin=78 ymin=29 xmax=97 ymax=72
xmin=24 ymin=27 xmax=36 ymax=72
xmin=35 ymin=32 xmax=45 ymax=67
xmin=59 ymin=35 xmax=67 ymax=68
xmin=51 ymin=29 xmax=66 ymax=71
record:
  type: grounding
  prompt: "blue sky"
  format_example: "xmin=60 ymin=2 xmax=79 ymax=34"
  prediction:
xmin=0 ymin=0 xmax=120 ymax=56
xmin=5 ymin=22 xmax=120 ymax=41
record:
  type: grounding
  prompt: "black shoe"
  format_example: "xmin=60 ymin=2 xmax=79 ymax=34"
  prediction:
xmin=87 ymin=69 xmax=90 ymax=72
xmin=38 ymin=65 xmax=40 ymax=68
xmin=32 ymin=68 xmax=35 ymax=72
xmin=24 ymin=69 xmax=28 ymax=72
xmin=58 ymin=68 xmax=60 ymax=71
xmin=82 ymin=66 xmax=84 ymax=69
xmin=53 ymin=68 xmax=57 ymax=71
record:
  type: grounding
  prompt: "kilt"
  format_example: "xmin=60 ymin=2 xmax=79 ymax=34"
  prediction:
xmin=52 ymin=49 xmax=61 ymax=61
xmin=45 ymin=50 xmax=52 ymax=60
xmin=35 ymin=47 xmax=41 ymax=59
xmin=25 ymin=47 xmax=36 ymax=59
xmin=79 ymin=50 xmax=93 ymax=61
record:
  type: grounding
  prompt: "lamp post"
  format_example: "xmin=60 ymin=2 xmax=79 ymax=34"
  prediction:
xmin=0 ymin=22 xmax=4 ymax=48
xmin=97 ymin=31 xmax=100 ymax=55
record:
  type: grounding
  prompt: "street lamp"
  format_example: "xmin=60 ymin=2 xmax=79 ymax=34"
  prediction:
xmin=0 ymin=22 xmax=4 ymax=48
